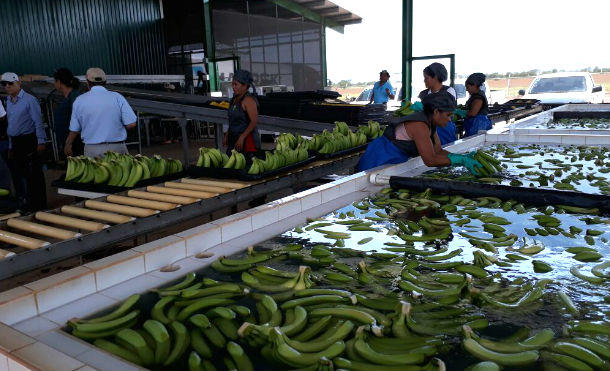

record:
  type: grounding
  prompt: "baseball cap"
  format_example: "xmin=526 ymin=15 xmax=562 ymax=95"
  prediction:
xmin=86 ymin=67 xmax=106 ymax=83
xmin=1 ymin=72 xmax=19 ymax=82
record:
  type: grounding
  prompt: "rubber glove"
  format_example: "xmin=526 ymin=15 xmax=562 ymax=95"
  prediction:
xmin=465 ymin=151 xmax=477 ymax=158
xmin=454 ymin=108 xmax=467 ymax=118
xmin=411 ymin=101 xmax=423 ymax=112
xmin=447 ymin=153 xmax=483 ymax=175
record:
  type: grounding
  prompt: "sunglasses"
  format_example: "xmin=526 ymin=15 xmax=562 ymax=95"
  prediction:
xmin=1 ymin=81 xmax=15 ymax=86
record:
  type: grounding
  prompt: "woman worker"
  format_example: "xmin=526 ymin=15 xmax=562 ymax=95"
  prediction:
xmin=463 ymin=73 xmax=492 ymax=137
xmin=53 ymin=68 xmax=83 ymax=156
xmin=357 ymin=91 xmax=483 ymax=174
xmin=417 ymin=63 xmax=458 ymax=145
xmin=223 ymin=69 xmax=260 ymax=157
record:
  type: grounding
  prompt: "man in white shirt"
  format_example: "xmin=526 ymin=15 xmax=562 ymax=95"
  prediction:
xmin=65 ymin=68 xmax=137 ymax=158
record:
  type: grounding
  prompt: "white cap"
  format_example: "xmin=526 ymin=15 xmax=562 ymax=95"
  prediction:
xmin=86 ymin=67 xmax=106 ymax=83
xmin=1 ymin=72 xmax=19 ymax=82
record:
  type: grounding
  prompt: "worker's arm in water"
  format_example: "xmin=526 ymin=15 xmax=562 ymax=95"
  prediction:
xmin=235 ymin=96 xmax=258 ymax=151
xmin=408 ymin=122 xmax=451 ymax=167
xmin=466 ymin=99 xmax=483 ymax=117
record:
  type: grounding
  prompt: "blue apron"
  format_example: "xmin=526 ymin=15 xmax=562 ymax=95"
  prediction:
xmin=357 ymin=135 xmax=409 ymax=171
xmin=464 ymin=114 xmax=492 ymax=137
xmin=436 ymin=120 xmax=457 ymax=145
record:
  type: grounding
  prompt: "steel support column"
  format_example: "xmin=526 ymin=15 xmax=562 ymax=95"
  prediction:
xmin=203 ymin=0 xmax=217 ymax=92
xmin=402 ymin=0 xmax=413 ymax=102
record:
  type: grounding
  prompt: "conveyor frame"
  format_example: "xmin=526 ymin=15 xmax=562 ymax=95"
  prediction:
xmin=0 ymin=152 xmax=362 ymax=281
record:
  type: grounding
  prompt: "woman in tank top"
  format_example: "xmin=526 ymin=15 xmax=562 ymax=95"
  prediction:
xmin=417 ymin=63 xmax=458 ymax=145
xmin=357 ymin=91 xmax=483 ymax=174
xmin=463 ymin=73 xmax=492 ymax=137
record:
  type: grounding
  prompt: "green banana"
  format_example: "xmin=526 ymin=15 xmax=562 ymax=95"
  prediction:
xmin=115 ymin=329 xmax=155 ymax=366
xmin=143 ymin=320 xmax=171 ymax=364
xmin=151 ymin=297 xmax=175 ymax=324
xmin=308 ymin=307 xmax=377 ymax=326
xmin=284 ymin=320 xmax=354 ymax=353
xmin=226 ymin=341 xmax=254 ymax=371
xmin=551 ymin=341 xmax=604 ymax=368
xmin=568 ymin=337 xmax=610 ymax=359
xmin=333 ymin=357 xmax=444 ymax=371
xmin=71 ymin=294 xmax=140 ymax=324
xmin=281 ymin=294 xmax=349 ymax=309
xmin=163 ymin=321 xmax=189 ymax=366
xmin=354 ymin=336 xmax=425 ymax=365
xmin=463 ymin=338 xmax=539 ymax=366
xmin=93 ymin=339 xmax=143 ymax=365
xmin=541 ymin=351 xmax=593 ymax=371
xmin=558 ymin=290 xmax=579 ymax=315
xmin=70 ymin=310 xmax=139 ymax=333
xmin=280 ymin=305 xmax=307 ymax=336
xmin=190 ymin=328 xmax=213 ymax=359
xmin=181 ymin=284 xmax=244 ymax=299
xmin=271 ymin=330 xmax=345 ymax=368
xmin=292 ymin=315 xmax=333 ymax=342
xmin=463 ymin=325 xmax=554 ymax=352
xmin=176 ymin=297 xmax=235 ymax=322
xmin=188 ymin=351 xmax=204 ymax=371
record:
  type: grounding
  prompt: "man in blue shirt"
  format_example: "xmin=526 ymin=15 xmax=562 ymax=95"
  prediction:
xmin=1 ymin=72 xmax=47 ymax=211
xmin=65 ymin=68 xmax=137 ymax=158
xmin=369 ymin=70 xmax=395 ymax=106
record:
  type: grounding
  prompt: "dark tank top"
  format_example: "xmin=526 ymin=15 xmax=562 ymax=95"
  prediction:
xmin=384 ymin=111 xmax=436 ymax=157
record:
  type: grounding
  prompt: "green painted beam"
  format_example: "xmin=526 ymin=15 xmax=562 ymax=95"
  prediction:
xmin=203 ymin=0 xmax=218 ymax=92
xmin=321 ymin=24 xmax=327 ymax=86
xmin=270 ymin=0 xmax=345 ymax=33
xmin=402 ymin=0 xmax=413 ymax=102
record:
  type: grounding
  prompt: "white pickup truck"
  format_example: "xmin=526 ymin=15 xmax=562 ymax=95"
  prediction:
xmin=519 ymin=72 xmax=605 ymax=105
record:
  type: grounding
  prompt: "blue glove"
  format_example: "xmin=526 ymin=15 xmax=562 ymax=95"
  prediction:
xmin=447 ymin=153 xmax=483 ymax=175
xmin=465 ymin=151 xmax=477 ymax=158
xmin=454 ymin=108 xmax=467 ymax=118
xmin=411 ymin=101 xmax=423 ymax=112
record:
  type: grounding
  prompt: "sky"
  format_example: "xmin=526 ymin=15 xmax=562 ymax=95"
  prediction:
xmin=326 ymin=0 xmax=610 ymax=83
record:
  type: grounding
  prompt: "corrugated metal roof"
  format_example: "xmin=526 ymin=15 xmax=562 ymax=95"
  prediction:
xmin=293 ymin=0 xmax=362 ymax=26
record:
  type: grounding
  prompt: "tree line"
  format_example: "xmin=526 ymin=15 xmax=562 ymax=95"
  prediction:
xmin=485 ymin=67 xmax=609 ymax=79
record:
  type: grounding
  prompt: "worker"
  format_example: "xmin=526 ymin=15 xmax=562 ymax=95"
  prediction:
xmin=65 ymin=67 xmax=137 ymax=158
xmin=464 ymin=73 xmax=492 ymax=137
xmin=223 ymin=69 xmax=260 ymax=156
xmin=417 ymin=63 xmax=458 ymax=144
xmin=0 ymin=96 xmax=7 ymax=161
xmin=53 ymin=68 xmax=83 ymax=157
xmin=1 ymin=72 xmax=47 ymax=211
xmin=357 ymin=91 xmax=483 ymax=174
xmin=369 ymin=70 xmax=395 ymax=106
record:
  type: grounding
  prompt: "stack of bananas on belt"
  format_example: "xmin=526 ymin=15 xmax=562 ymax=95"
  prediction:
xmin=356 ymin=120 xmax=384 ymax=140
xmin=275 ymin=132 xmax=308 ymax=152
xmin=65 ymin=152 xmax=181 ymax=187
xmin=248 ymin=145 xmax=310 ymax=175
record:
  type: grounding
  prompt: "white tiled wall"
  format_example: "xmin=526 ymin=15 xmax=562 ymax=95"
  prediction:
xmin=132 ymin=235 xmax=186 ymax=272
xmin=85 ymin=250 xmax=145 ymax=291
xmin=0 ymin=287 xmax=37 ymax=326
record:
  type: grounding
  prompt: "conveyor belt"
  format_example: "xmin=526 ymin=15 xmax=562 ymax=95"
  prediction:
xmin=373 ymin=175 xmax=610 ymax=214
xmin=0 ymin=152 xmax=362 ymax=280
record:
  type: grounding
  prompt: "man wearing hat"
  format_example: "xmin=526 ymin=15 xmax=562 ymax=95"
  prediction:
xmin=1 ymin=72 xmax=47 ymax=211
xmin=369 ymin=70 xmax=395 ymax=106
xmin=65 ymin=67 xmax=137 ymax=158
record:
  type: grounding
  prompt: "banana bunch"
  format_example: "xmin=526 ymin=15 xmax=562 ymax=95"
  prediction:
xmin=393 ymin=101 xmax=414 ymax=117
xmin=65 ymin=152 xmax=181 ymax=187
xmin=275 ymin=132 xmax=306 ymax=152
xmin=473 ymin=150 xmax=502 ymax=177
xmin=333 ymin=121 xmax=351 ymax=136
xmin=308 ymin=127 xmax=368 ymax=155
xmin=223 ymin=150 xmax=247 ymax=170
xmin=356 ymin=120 xmax=384 ymax=140
xmin=196 ymin=147 xmax=230 ymax=168
xmin=248 ymin=145 xmax=310 ymax=175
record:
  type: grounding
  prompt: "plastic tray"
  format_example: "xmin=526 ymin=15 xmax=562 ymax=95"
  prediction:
xmin=51 ymin=171 xmax=186 ymax=194
xmin=310 ymin=143 xmax=368 ymax=160
xmin=188 ymin=156 xmax=315 ymax=181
